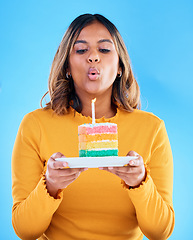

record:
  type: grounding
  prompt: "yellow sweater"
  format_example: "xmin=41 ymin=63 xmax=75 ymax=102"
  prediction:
xmin=12 ymin=107 xmax=174 ymax=240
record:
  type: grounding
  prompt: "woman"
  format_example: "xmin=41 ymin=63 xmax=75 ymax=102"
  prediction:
xmin=12 ymin=14 xmax=174 ymax=240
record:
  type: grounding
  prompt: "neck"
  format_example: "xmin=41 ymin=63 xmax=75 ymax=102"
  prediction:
xmin=77 ymin=92 xmax=116 ymax=119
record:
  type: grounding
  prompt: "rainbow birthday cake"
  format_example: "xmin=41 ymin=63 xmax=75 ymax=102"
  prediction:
xmin=78 ymin=123 xmax=118 ymax=157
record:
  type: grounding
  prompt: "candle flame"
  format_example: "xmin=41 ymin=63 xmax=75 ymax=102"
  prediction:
xmin=92 ymin=98 xmax=96 ymax=103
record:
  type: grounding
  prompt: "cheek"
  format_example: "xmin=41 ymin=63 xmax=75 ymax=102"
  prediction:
xmin=69 ymin=57 xmax=78 ymax=72
xmin=69 ymin=53 xmax=81 ymax=67
xmin=105 ymin=58 xmax=119 ymax=78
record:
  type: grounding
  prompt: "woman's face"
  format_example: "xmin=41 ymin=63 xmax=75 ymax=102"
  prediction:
xmin=69 ymin=21 xmax=120 ymax=99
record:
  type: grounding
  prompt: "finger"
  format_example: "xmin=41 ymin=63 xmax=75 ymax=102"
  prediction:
xmin=66 ymin=167 xmax=86 ymax=174
xmin=118 ymin=155 xmax=144 ymax=170
xmin=60 ymin=167 xmax=86 ymax=176
xmin=58 ymin=178 xmax=79 ymax=189
xmin=58 ymin=171 xmax=81 ymax=181
xmin=110 ymin=160 xmax=143 ymax=174
xmin=52 ymin=152 xmax=65 ymax=159
xmin=49 ymin=158 xmax=68 ymax=170
xmin=128 ymin=159 xmax=141 ymax=167
xmin=115 ymin=166 xmax=137 ymax=174
xmin=99 ymin=167 xmax=118 ymax=175
xmin=99 ymin=167 xmax=111 ymax=171
xmin=129 ymin=155 xmax=143 ymax=166
xmin=99 ymin=166 xmax=127 ymax=174
xmin=48 ymin=152 xmax=67 ymax=169
xmin=126 ymin=151 xmax=143 ymax=166
xmin=81 ymin=167 xmax=88 ymax=172
xmin=106 ymin=166 xmax=131 ymax=176
xmin=127 ymin=150 xmax=138 ymax=157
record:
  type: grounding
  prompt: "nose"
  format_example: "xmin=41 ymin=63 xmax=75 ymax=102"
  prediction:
xmin=87 ymin=51 xmax=100 ymax=63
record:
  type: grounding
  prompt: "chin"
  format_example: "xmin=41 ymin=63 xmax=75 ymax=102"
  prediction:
xmin=85 ymin=89 xmax=102 ymax=96
xmin=81 ymin=81 xmax=112 ymax=96
xmin=84 ymin=84 xmax=102 ymax=95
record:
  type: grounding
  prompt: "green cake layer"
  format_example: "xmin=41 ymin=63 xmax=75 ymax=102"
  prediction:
xmin=79 ymin=149 xmax=118 ymax=157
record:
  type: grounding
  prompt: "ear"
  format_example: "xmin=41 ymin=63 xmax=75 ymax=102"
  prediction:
xmin=117 ymin=67 xmax=122 ymax=77
xmin=66 ymin=66 xmax=70 ymax=73
xmin=66 ymin=66 xmax=71 ymax=77
xmin=118 ymin=65 xmax=122 ymax=73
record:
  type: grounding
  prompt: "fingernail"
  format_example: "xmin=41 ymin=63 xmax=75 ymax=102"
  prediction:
xmin=84 ymin=167 xmax=88 ymax=171
xmin=63 ymin=162 xmax=68 ymax=167
xmin=129 ymin=160 xmax=134 ymax=165
xmin=108 ymin=167 xmax=114 ymax=170
xmin=99 ymin=167 xmax=103 ymax=170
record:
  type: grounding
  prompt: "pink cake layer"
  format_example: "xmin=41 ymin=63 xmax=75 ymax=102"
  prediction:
xmin=78 ymin=123 xmax=117 ymax=135
xmin=79 ymin=133 xmax=118 ymax=142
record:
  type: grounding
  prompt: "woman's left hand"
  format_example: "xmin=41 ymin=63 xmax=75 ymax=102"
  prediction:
xmin=99 ymin=151 xmax=146 ymax=188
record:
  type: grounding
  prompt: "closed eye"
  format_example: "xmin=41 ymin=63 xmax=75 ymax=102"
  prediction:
xmin=76 ymin=49 xmax=88 ymax=54
xmin=99 ymin=49 xmax=110 ymax=53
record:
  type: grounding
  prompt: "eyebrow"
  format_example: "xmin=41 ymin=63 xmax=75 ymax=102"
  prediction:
xmin=74 ymin=39 xmax=113 ymax=45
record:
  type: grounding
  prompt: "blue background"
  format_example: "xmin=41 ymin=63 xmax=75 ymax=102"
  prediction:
xmin=0 ymin=0 xmax=193 ymax=239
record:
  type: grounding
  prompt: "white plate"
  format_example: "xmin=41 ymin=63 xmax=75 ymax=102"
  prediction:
xmin=55 ymin=156 xmax=138 ymax=168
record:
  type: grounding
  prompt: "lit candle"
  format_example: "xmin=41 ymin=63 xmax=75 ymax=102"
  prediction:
xmin=91 ymin=98 xmax=96 ymax=124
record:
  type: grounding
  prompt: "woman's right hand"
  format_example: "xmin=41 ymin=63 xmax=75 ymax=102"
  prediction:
xmin=45 ymin=152 xmax=86 ymax=198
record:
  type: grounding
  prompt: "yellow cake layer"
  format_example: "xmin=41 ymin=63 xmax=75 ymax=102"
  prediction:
xmin=79 ymin=133 xmax=118 ymax=142
xmin=79 ymin=140 xmax=118 ymax=150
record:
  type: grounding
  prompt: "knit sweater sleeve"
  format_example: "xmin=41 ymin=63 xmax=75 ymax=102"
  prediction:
xmin=124 ymin=120 xmax=175 ymax=240
xmin=12 ymin=112 xmax=63 ymax=240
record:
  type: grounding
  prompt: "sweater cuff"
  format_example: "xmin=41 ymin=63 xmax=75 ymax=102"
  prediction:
xmin=41 ymin=172 xmax=64 ymax=200
xmin=121 ymin=164 xmax=150 ymax=191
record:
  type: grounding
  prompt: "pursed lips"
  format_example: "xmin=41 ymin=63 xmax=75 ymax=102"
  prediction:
xmin=88 ymin=67 xmax=100 ymax=80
